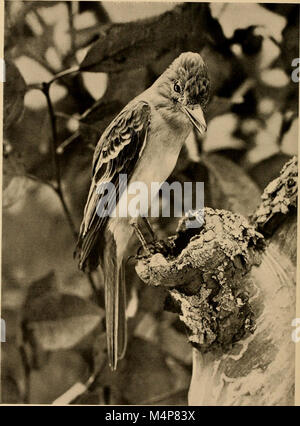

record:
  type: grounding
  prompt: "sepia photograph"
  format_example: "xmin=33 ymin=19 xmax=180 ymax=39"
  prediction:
xmin=1 ymin=0 xmax=299 ymax=407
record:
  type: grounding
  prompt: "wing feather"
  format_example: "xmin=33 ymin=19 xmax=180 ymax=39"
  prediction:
xmin=76 ymin=100 xmax=151 ymax=271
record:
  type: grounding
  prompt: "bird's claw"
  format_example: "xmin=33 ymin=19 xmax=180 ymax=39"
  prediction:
xmin=130 ymin=218 xmax=151 ymax=255
xmin=136 ymin=239 xmax=172 ymax=258
xmin=141 ymin=217 xmax=156 ymax=241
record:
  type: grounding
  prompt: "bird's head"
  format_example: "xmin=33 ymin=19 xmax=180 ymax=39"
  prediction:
xmin=154 ymin=52 xmax=210 ymax=134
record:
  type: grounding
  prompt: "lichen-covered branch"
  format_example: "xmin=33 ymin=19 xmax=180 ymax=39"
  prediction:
xmin=252 ymin=156 xmax=297 ymax=237
xmin=135 ymin=157 xmax=298 ymax=405
xmin=136 ymin=209 xmax=264 ymax=352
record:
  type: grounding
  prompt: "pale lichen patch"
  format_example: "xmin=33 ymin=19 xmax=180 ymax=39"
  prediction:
xmin=252 ymin=156 xmax=297 ymax=235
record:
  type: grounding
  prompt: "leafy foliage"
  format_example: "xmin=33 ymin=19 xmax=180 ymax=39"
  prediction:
xmin=4 ymin=60 xmax=26 ymax=130
xmin=2 ymin=1 xmax=298 ymax=404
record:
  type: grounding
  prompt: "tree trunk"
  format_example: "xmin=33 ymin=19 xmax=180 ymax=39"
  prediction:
xmin=135 ymin=157 xmax=297 ymax=406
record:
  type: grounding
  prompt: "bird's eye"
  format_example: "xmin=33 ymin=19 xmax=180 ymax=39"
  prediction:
xmin=173 ymin=82 xmax=181 ymax=93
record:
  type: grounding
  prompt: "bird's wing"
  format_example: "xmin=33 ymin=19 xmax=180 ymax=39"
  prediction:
xmin=77 ymin=100 xmax=151 ymax=370
xmin=77 ymin=100 xmax=151 ymax=271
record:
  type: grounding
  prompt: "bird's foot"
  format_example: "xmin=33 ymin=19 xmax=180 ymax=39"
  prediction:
xmin=131 ymin=218 xmax=173 ymax=258
xmin=145 ymin=239 xmax=171 ymax=256
xmin=136 ymin=238 xmax=174 ymax=258
xmin=141 ymin=216 xmax=156 ymax=241
xmin=130 ymin=218 xmax=151 ymax=255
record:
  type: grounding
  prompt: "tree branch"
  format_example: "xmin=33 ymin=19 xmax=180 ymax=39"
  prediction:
xmin=135 ymin=157 xmax=297 ymax=406
xmin=40 ymin=82 xmax=99 ymax=300
xmin=42 ymin=82 xmax=78 ymax=240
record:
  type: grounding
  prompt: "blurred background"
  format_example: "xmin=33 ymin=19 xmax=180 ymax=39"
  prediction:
xmin=2 ymin=1 xmax=299 ymax=404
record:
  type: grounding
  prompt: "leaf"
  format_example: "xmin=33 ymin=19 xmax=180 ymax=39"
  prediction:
xmin=248 ymin=152 xmax=292 ymax=190
xmin=202 ymin=153 xmax=261 ymax=216
xmin=281 ymin=118 xmax=298 ymax=156
xmin=1 ymin=375 xmax=22 ymax=403
xmin=4 ymin=60 xmax=26 ymax=130
xmin=261 ymin=3 xmax=299 ymax=17
xmin=134 ymin=313 xmax=158 ymax=343
xmin=3 ymin=176 xmax=29 ymax=209
xmin=81 ymin=71 xmax=108 ymax=100
xmin=14 ymin=56 xmax=53 ymax=85
xmin=1 ymin=344 xmax=25 ymax=403
xmin=280 ymin=9 xmax=299 ymax=75
xmin=206 ymin=96 xmax=237 ymax=121
xmin=203 ymin=113 xmax=246 ymax=152
xmin=108 ymin=338 xmax=180 ymax=404
xmin=25 ymin=272 xmax=57 ymax=301
xmin=29 ymin=351 xmax=89 ymax=404
xmin=79 ymin=4 xmax=208 ymax=73
xmin=159 ymin=323 xmax=192 ymax=365
xmin=79 ymin=100 xmax=122 ymax=147
xmin=3 ymin=137 xmax=28 ymax=206
xmin=24 ymin=293 xmax=104 ymax=351
xmin=211 ymin=3 xmax=285 ymax=41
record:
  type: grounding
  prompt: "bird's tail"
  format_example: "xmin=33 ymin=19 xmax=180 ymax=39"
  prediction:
xmin=104 ymin=231 xmax=127 ymax=370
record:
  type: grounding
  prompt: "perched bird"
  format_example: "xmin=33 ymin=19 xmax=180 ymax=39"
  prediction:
xmin=76 ymin=52 xmax=210 ymax=370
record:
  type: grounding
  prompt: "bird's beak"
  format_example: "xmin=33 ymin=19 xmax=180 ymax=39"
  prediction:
xmin=182 ymin=106 xmax=207 ymax=135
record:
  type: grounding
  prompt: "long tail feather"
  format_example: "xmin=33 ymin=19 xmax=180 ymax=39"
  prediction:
xmin=117 ymin=259 xmax=127 ymax=360
xmin=104 ymin=231 xmax=127 ymax=370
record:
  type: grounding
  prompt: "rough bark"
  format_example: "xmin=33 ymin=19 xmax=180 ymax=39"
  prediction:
xmin=135 ymin=157 xmax=297 ymax=406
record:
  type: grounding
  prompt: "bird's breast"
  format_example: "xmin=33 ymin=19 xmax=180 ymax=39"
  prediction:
xmin=131 ymin=107 xmax=190 ymax=186
xmin=109 ymin=104 xmax=191 ymax=258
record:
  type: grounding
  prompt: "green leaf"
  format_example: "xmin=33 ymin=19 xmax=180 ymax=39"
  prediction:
xmin=4 ymin=60 xmax=26 ymax=130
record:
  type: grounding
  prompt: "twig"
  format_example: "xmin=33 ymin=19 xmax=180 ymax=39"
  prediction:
xmin=80 ymin=98 xmax=104 ymax=120
xmin=48 ymin=66 xmax=80 ymax=86
xmin=42 ymin=85 xmax=60 ymax=181
xmin=19 ymin=344 xmax=31 ymax=404
xmin=40 ymin=81 xmax=100 ymax=304
xmin=42 ymin=82 xmax=78 ymax=240
xmin=52 ymin=354 xmax=107 ymax=405
xmin=26 ymin=83 xmax=43 ymax=92
xmin=24 ymin=74 xmax=100 ymax=301
xmin=56 ymin=131 xmax=80 ymax=155
xmin=26 ymin=67 xmax=80 ymax=93
xmin=54 ymin=109 xmax=100 ymax=155
xmin=67 ymin=1 xmax=78 ymax=63
xmin=55 ymin=111 xmax=100 ymax=132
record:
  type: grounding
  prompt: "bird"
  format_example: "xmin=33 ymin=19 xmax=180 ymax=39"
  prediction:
xmin=76 ymin=51 xmax=210 ymax=370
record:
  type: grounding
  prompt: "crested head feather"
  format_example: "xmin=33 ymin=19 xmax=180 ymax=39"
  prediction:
xmin=170 ymin=52 xmax=206 ymax=75
xmin=157 ymin=52 xmax=210 ymax=110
